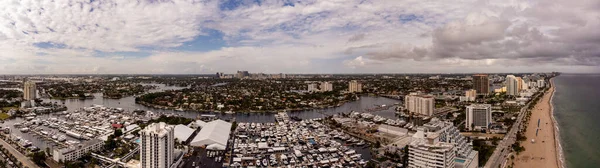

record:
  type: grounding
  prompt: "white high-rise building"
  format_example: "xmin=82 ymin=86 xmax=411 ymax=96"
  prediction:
xmin=307 ymin=83 xmax=319 ymax=92
xmin=348 ymin=80 xmax=362 ymax=93
xmin=409 ymin=119 xmax=478 ymax=168
xmin=141 ymin=122 xmax=175 ymax=168
xmin=537 ymin=79 xmax=545 ymax=88
xmin=320 ymin=82 xmax=333 ymax=92
xmin=466 ymin=104 xmax=492 ymax=131
xmin=23 ymin=80 xmax=36 ymax=100
xmin=404 ymin=95 xmax=435 ymax=116
xmin=506 ymin=75 xmax=519 ymax=96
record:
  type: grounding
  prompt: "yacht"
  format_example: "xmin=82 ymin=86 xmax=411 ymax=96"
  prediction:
xmin=57 ymin=135 xmax=67 ymax=142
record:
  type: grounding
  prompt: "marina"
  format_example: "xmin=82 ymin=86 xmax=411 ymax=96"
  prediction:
xmin=229 ymin=113 xmax=372 ymax=167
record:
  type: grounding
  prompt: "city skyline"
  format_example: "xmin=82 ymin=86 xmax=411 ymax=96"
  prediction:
xmin=1 ymin=0 xmax=599 ymax=74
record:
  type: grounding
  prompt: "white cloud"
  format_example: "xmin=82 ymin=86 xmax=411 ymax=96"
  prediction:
xmin=0 ymin=0 xmax=599 ymax=74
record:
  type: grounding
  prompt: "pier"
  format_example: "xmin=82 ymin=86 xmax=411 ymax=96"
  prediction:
xmin=29 ymin=129 xmax=68 ymax=148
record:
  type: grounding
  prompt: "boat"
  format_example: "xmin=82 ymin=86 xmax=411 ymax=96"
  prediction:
xmin=256 ymin=160 xmax=260 ymax=166
xmin=19 ymin=128 xmax=30 ymax=132
xmin=57 ymin=135 xmax=66 ymax=142
xmin=262 ymin=159 xmax=268 ymax=166
xmin=52 ymin=135 xmax=58 ymax=140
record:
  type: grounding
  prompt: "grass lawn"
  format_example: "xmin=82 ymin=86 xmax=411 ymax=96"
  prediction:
xmin=0 ymin=112 xmax=10 ymax=120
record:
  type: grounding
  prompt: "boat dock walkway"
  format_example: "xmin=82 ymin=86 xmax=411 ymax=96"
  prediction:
xmin=29 ymin=129 xmax=68 ymax=148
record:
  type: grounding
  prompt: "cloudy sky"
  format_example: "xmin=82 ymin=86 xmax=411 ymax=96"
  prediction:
xmin=1 ymin=0 xmax=599 ymax=74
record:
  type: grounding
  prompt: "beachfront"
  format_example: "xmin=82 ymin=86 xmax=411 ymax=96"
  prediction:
xmin=513 ymin=79 xmax=561 ymax=168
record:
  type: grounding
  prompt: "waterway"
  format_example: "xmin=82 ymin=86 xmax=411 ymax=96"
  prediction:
xmin=38 ymin=84 xmax=401 ymax=123
xmin=2 ymin=84 xmax=401 ymax=161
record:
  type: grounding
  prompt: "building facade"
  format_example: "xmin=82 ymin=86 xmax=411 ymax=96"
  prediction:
xmin=537 ymin=79 xmax=545 ymax=88
xmin=141 ymin=122 xmax=175 ymax=168
xmin=53 ymin=139 xmax=104 ymax=162
xmin=307 ymin=83 xmax=319 ymax=92
xmin=320 ymin=82 xmax=333 ymax=92
xmin=23 ymin=80 xmax=36 ymax=100
xmin=466 ymin=104 xmax=492 ymax=131
xmin=348 ymin=80 xmax=362 ymax=93
xmin=404 ymin=94 xmax=435 ymax=116
xmin=506 ymin=75 xmax=519 ymax=96
xmin=409 ymin=119 xmax=478 ymax=168
xmin=472 ymin=74 xmax=489 ymax=95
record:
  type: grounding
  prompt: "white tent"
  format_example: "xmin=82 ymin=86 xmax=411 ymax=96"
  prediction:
xmin=174 ymin=124 xmax=195 ymax=142
xmin=190 ymin=120 xmax=232 ymax=149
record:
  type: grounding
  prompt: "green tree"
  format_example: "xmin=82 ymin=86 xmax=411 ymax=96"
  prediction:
xmin=30 ymin=151 xmax=47 ymax=166
xmin=114 ymin=129 xmax=123 ymax=137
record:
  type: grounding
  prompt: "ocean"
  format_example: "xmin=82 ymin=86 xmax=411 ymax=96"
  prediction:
xmin=552 ymin=74 xmax=600 ymax=167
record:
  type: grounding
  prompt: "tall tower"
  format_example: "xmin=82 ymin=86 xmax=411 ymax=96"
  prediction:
xmin=140 ymin=122 xmax=174 ymax=168
xmin=348 ymin=80 xmax=362 ymax=93
xmin=466 ymin=104 xmax=492 ymax=131
xmin=472 ymin=74 xmax=489 ymax=95
xmin=506 ymin=75 xmax=519 ymax=96
xmin=23 ymin=80 xmax=36 ymax=100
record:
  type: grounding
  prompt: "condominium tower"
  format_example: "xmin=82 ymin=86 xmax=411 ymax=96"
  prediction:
xmin=141 ymin=122 xmax=175 ymax=168
xmin=348 ymin=80 xmax=362 ymax=93
xmin=466 ymin=104 xmax=492 ymax=131
xmin=320 ymin=82 xmax=333 ymax=92
xmin=404 ymin=94 xmax=435 ymax=116
xmin=409 ymin=119 xmax=478 ymax=168
xmin=23 ymin=80 xmax=36 ymax=100
xmin=506 ymin=75 xmax=519 ymax=96
xmin=472 ymin=74 xmax=489 ymax=95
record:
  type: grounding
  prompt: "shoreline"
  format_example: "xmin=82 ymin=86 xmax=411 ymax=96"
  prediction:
xmin=549 ymin=78 xmax=565 ymax=168
xmin=513 ymin=80 xmax=561 ymax=168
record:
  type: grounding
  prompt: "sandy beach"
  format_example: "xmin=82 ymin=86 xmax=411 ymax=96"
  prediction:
xmin=513 ymin=80 xmax=561 ymax=168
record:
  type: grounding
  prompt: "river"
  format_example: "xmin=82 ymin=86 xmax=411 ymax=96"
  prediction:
xmin=37 ymin=84 xmax=402 ymax=123
xmin=2 ymin=84 xmax=400 ymax=161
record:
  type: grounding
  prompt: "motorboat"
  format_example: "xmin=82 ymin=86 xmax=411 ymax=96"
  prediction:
xmin=57 ymin=135 xmax=66 ymax=142
xmin=19 ymin=128 xmax=30 ymax=132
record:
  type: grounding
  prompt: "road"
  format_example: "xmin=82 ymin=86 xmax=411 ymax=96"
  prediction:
xmin=0 ymin=137 xmax=40 ymax=168
xmin=485 ymin=92 xmax=542 ymax=168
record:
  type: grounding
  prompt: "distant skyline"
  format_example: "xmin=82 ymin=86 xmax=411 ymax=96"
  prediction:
xmin=1 ymin=0 xmax=599 ymax=74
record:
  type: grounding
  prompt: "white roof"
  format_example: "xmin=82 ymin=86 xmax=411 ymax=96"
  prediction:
xmin=174 ymin=125 xmax=195 ymax=142
xmin=206 ymin=143 xmax=226 ymax=150
xmin=191 ymin=120 xmax=207 ymax=128
xmin=190 ymin=120 xmax=232 ymax=147
xmin=124 ymin=124 xmax=139 ymax=132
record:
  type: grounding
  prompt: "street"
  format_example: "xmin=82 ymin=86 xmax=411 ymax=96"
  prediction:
xmin=485 ymin=93 xmax=540 ymax=168
xmin=0 ymin=137 xmax=40 ymax=168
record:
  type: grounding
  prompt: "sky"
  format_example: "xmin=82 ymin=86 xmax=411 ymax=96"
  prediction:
xmin=1 ymin=0 xmax=599 ymax=74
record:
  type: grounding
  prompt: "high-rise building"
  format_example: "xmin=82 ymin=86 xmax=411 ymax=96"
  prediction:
xmin=404 ymin=94 xmax=435 ymax=116
xmin=472 ymin=74 xmax=489 ymax=95
xmin=466 ymin=104 xmax=492 ymax=131
xmin=23 ymin=80 xmax=36 ymax=100
xmin=409 ymin=119 xmax=478 ymax=168
xmin=537 ymin=79 xmax=545 ymax=88
xmin=320 ymin=82 xmax=333 ymax=92
xmin=236 ymin=71 xmax=249 ymax=78
xmin=348 ymin=80 xmax=362 ymax=93
xmin=506 ymin=75 xmax=519 ymax=96
xmin=141 ymin=122 xmax=175 ymax=168
xmin=516 ymin=77 xmax=523 ymax=91
xmin=465 ymin=89 xmax=477 ymax=101
xmin=307 ymin=83 xmax=319 ymax=92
